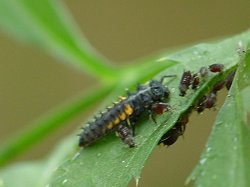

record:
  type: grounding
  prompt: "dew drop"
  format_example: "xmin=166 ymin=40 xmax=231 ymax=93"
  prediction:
xmin=71 ymin=152 xmax=80 ymax=161
xmin=206 ymin=147 xmax=212 ymax=153
xmin=199 ymin=158 xmax=207 ymax=165
xmin=171 ymin=88 xmax=176 ymax=92
xmin=193 ymin=51 xmax=199 ymax=56
xmin=233 ymin=137 xmax=238 ymax=142
xmin=134 ymin=176 xmax=140 ymax=187
xmin=233 ymin=145 xmax=237 ymax=150
xmin=243 ymin=74 xmax=249 ymax=82
xmin=62 ymin=179 xmax=68 ymax=185
xmin=156 ymin=57 xmax=168 ymax=62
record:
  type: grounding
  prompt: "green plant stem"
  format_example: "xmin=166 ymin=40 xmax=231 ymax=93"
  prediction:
xmin=0 ymin=85 xmax=113 ymax=166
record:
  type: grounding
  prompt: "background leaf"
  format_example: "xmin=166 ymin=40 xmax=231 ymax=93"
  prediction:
xmin=0 ymin=136 xmax=77 ymax=187
xmin=0 ymin=0 xmax=115 ymax=80
xmin=1 ymin=14 xmax=250 ymax=185
xmin=188 ymin=43 xmax=250 ymax=187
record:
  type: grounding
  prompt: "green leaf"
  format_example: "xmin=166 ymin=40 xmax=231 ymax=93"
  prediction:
xmin=47 ymin=31 xmax=250 ymax=187
xmin=0 ymin=0 xmax=116 ymax=80
xmin=187 ymin=43 xmax=250 ymax=187
xmin=0 ymin=136 xmax=77 ymax=187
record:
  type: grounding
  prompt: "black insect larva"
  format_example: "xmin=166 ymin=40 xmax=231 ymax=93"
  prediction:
xmin=179 ymin=71 xmax=192 ymax=96
xmin=209 ymin=64 xmax=224 ymax=73
xmin=79 ymin=76 xmax=175 ymax=148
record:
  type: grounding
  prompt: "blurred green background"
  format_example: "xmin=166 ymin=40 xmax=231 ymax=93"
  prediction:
xmin=0 ymin=1 xmax=250 ymax=186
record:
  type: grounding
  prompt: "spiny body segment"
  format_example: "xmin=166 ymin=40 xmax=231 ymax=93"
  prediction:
xmin=79 ymin=78 xmax=172 ymax=148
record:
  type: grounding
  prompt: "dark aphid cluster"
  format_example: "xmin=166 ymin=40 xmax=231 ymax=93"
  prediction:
xmin=179 ymin=71 xmax=193 ymax=96
xmin=179 ymin=63 xmax=224 ymax=97
xmin=78 ymin=76 xmax=174 ymax=148
xmin=194 ymin=69 xmax=236 ymax=113
xmin=159 ymin=64 xmax=235 ymax=146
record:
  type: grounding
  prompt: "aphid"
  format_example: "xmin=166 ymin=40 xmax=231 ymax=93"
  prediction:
xmin=179 ymin=71 xmax=192 ymax=96
xmin=209 ymin=64 xmax=224 ymax=73
xmin=212 ymin=80 xmax=226 ymax=93
xmin=116 ymin=125 xmax=135 ymax=148
xmin=79 ymin=76 xmax=174 ymax=148
xmin=205 ymin=92 xmax=217 ymax=109
xmin=195 ymin=91 xmax=217 ymax=113
xmin=158 ymin=109 xmax=191 ymax=146
xmin=225 ymin=70 xmax=236 ymax=90
xmin=150 ymin=102 xmax=172 ymax=124
xmin=151 ymin=102 xmax=171 ymax=115
xmin=158 ymin=123 xmax=184 ymax=146
xmin=191 ymin=73 xmax=200 ymax=89
xmin=199 ymin=66 xmax=209 ymax=77
xmin=195 ymin=95 xmax=207 ymax=113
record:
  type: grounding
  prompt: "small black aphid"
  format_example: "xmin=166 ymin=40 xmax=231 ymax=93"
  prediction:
xmin=117 ymin=125 xmax=135 ymax=148
xmin=191 ymin=73 xmax=200 ymax=90
xmin=195 ymin=95 xmax=207 ymax=113
xmin=204 ymin=92 xmax=217 ymax=109
xmin=199 ymin=66 xmax=209 ymax=77
xmin=212 ymin=80 xmax=226 ymax=93
xmin=158 ymin=109 xmax=191 ymax=146
xmin=225 ymin=70 xmax=236 ymax=90
xmin=79 ymin=75 xmax=175 ymax=148
xmin=209 ymin=64 xmax=224 ymax=73
xmin=158 ymin=124 xmax=184 ymax=146
xmin=179 ymin=71 xmax=192 ymax=96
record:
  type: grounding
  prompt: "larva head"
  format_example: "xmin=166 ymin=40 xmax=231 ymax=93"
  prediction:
xmin=149 ymin=80 xmax=170 ymax=101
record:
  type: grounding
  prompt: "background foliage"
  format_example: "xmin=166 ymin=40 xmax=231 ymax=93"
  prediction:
xmin=0 ymin=1 xmax=250 ymax=187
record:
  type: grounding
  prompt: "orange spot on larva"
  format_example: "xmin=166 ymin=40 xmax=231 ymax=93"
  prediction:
xmin=113 ymin=117 xmax=120 ymax=125
xmin=107 ymin=122 xmax=113 ymax=129
xmin=124 ymin=104 xmax=133 ymax=115
xmin=119 ymin=112 xmax=127 ymax=120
